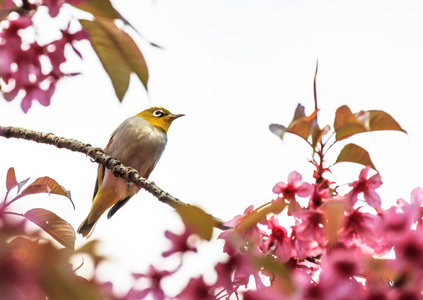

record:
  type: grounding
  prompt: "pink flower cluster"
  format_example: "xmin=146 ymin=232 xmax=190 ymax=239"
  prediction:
xmin=0 ymin=0 xmax=86 ymax=112
xmin=131 ymin=168 xmax=423 ymax=299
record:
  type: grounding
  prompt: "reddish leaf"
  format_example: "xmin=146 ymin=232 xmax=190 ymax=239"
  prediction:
xmin=24 ymin=208 xmax=76 ymax=249
xmin=335 ymin=143 xmax=376 ymax=170
xmin=5 ymin=168 xmax=30 ymax=194
xmin=6 ymin=167 xmax=17 ymax=191
xmin=14 ymin=177 xmax=74 ymax=208
xmin=334 ymin=106 xmax=406 ymax=141
xmin=175 ymin=205 xmax=214 ymax=240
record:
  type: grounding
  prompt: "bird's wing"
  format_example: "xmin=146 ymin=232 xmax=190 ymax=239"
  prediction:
xmin=92 ymin=131 xmax=116 ymax=201
xmin=107 ymin=196 xmax=131 ymax=219
xmin=92 ymin=164 xmax=104 ymax=201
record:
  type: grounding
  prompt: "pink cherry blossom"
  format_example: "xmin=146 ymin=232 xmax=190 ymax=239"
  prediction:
xmin=394 ymin=230 xmax=423 ymax=268
xmin=309 ymin=183 xmax=329 ymax=209
xmin=162 ymin=228 xmax=197 ymax=257
xmin=127 ymin=265 xmax=172 ymax=300
xmin=291 ymin=225 xmax=323 ymax=260
xmin=338 ymin=208 xmax=388 ymax=256
xmin=318 ymin=247 xmax=365 ymax=299
xmin=214 ymin=251 xmax=262 ymax=294
xmin=261 ymin=216 xmax=293 ymax=262
xmin=380 ymin=206 xmax=414 ymax=245
xmin=273 ymin=171 xmax=312 ymax=200
xmin=346 ymin=166 xmax=382 ymax=209
xmin=400 ymin=187 xmax=423 ymax=230
xmin=0 ymin=6 xmax=87 ymax=112
xmin=292 ymin=209 xmax=327 ymax=248
xmin=41 ymin=0 xmax=85 ymax=18
xmin=242 ymin=287 xmax=283 ymax=300
xmin=219 ymin=205 xmax=264 ymax=255
xmin=175 ymin=276 xmax=215 ymax=300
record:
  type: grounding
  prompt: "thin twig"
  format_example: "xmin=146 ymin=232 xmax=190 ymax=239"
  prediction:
xmin=313 ymin=59 xmax=319 ymax=111
xmin=0 ymin=125 xmax=228 ymax=230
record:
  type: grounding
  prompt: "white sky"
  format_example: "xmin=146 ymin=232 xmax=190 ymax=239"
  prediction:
xmin=1 ymin=0 xmax=423 ymax=296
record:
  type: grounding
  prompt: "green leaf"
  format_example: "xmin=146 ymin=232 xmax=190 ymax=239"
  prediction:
xmin=24 ymin=208 xmax=76 ymax=250
xmin=14 ymin=177 xmax=74 ymax=209
xmin=0 ymin=8 xmax=12 ymax=22
xmin=255 ymin=256 xmax=296 ymax=295
xmin=334 ymin=105 xmax=406 ymax=141
xmin=175 ymin=205 xmax=214 ymax=240
xmin=74 ymin=0 xmax=121 ymax=19
xmin=368 ymin=110 xmax=407 ymax=133
xmin=80 ymin=19 xmax=130 ymax=100
xmin=75 ymin=240 xmax=106 ymax=268
xmin=80 ymin=18 xmax=149 ymax=101
xmin=324 ymin=200 xmax=345 ymax=246
xmin=236 ymin=201 xmax=286 ymax=233
xmin=335 ymin=143 xmax=376 ymax=170
xmin=334 ymin=105 xmax=367 ymax=140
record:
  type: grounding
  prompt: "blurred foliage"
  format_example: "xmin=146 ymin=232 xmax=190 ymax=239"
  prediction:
xmin=0 ymin=168 xmax=113 ymax=299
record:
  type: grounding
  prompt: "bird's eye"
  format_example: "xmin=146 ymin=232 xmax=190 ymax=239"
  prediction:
xmin=153 ymin=110 xmax=164 ymax=117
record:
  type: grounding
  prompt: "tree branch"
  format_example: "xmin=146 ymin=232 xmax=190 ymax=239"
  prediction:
xmin=0 ymin=125 xmax=228 ymax=230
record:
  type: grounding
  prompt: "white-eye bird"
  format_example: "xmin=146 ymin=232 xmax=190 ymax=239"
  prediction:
xmin=77 ymin=107 xmax=184 ymax=237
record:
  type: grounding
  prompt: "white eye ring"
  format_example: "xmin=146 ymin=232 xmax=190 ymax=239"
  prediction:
xmin=153 ymin=110 xmax=164 ymax=117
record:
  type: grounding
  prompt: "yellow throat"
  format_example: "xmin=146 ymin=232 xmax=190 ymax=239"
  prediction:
xmin=136 ymin=107 xmax=184 ymax=133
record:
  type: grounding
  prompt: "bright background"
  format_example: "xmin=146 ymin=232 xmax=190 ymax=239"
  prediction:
xmin=1 ymin=0 xmax=423 ymax=296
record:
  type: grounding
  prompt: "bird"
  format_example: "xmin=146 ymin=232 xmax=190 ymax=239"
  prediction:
xmin=77 ymin=107 xmax=184 ymax=237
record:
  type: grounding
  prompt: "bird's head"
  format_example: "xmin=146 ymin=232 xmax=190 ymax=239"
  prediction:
xmin=137 ymin=107 xmax=184 ymax=133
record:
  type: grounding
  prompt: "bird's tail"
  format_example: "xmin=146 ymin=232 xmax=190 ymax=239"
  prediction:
xmin=77 ymin=217 xmax=97 ymax=238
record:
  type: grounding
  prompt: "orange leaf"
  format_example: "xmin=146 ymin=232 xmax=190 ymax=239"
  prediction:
xmin=287 ymin=104 xmax=319 ymax=141
xmin=24 ymin=208 xmax=76 ymax=249
xmin=269 ymin=104 xmax=319 ymax=143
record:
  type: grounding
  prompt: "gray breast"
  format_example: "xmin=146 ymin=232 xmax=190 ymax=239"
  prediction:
xmin=106 ymin=116 xmax=167 ymax=177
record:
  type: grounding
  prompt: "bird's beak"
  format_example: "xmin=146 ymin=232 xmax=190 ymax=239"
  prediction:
xmin=170 ymin=114 xmax=185 ymax=120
